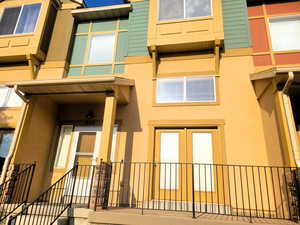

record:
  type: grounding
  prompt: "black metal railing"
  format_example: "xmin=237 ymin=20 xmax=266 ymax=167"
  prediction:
xmin=0 ymin=163 xmax=35 ymax=223
xmin=54 ymin=162 xmax=300 ymax=221
xmin=7 ymin=164 xmax=78 ymax=225
xmin=106 ymin=162 xmax=298 ymax=221
xmin=8 ymin=162 xmax=300 ymax=223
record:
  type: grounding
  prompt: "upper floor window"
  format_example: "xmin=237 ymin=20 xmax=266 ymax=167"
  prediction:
xmin=269 ymin=16 xmax=300 ymax=51
xmin=68 ymin=18 xmax=128 ymax=76
xmin=88 ymin=33 xmax=115 ymax=64
xmin=156 ymin=75 xmax=216 ymax=103
xmin=158 ymin=0 xmax=212 ymax=21
xmin=0 ymin=86 xmax=23 ymax=107
xmin=0 ymin=3 xmax=42 ymax=35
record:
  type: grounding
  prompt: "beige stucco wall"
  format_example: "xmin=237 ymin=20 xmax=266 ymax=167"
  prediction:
xmin=11 ymin=96 xmax=58 ymax=200
xmin=111 ymin=55 xmax=279 ymax=166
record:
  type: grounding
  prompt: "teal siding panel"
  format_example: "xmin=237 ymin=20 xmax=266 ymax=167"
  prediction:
xmin=119 ymin=18 xmax=129 ymax=29
xmin=114 ymin=64 xmax=125 ymax=74
xmin=76 ymin=22 xmax=89 ymax=33
xmin=222 ymin=0 xmax=251 ymax=49
xmin=84 ymin=65 xmax=112 ymax=75
xmin=68 ymin=67 xmax=82 ymax=76
xmin=91 ymin=19 xmax=117 ymax=32
xmin=127 ymin=0 xmax=149 ymax=56
xmin=116 ymin=32 xmax=128 ymax=62
xmin=70 ymin=35 xmax=88 ymax=65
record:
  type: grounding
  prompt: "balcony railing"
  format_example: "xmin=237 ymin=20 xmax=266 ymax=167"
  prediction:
xmin=68 ymin=162 xmax=300 ymax=222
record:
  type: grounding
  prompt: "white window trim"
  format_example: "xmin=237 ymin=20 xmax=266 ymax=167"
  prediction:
xmin=268 ymin=14 xmax=300 ymax=52
xmin=0 ymin=3 xmax=42 ymax=36
xmin=157 ymin=0 xmax=213 ymax=22
xmin=156 ymin=75 xmax=216 ymax=103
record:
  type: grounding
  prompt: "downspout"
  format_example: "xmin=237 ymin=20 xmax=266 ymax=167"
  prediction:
xmin=281 ymin=71 xmax=300 ymax=166
xmin=0 ymin=86 xmax=30 ymax=183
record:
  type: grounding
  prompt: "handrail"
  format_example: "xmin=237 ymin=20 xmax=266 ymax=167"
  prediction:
xmin=7 ymin=164 xmax=78 ymax=225
xmin=0 ymin=163 xmax=36 ymax=223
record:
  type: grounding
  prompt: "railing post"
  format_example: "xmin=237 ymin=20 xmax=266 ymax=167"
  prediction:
xmin=25 ymin=163 xmax=36 ymax=203
xmin=69 ymin=163 xmax=78 ymax=208
xmin=192 ymin=163 xmax=196 ymax=219
xmin=94 ymin=160 xmax=103 ymax=211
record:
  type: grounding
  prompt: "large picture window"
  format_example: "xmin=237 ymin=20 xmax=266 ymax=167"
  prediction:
xmin=0 ymin=3 xmax=41 ymax=35
xmin=156 ymin=76 xmax=216 ymax=103
xmin=158 ymin=0 xmax=212 ymax=21
xmin=269 ymin=16 xmax=300 ymax=51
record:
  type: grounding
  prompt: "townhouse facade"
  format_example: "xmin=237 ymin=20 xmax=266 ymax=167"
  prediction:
xmin=0 ymin=0 xmax=300 ymax=224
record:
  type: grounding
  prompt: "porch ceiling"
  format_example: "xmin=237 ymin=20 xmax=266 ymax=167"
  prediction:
xmin=6 ymin=76 xmax=134 ymax=104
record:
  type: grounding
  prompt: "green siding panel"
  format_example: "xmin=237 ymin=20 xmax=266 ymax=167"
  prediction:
xmin=119 ymin=18 xmax=129 ymax=30
xmin=127 ymin=0 xmax=149 ymax=56
xmin=68 ymin=67 xmax=82 ymax=76
xmin=70 ymin=35 xmax=88 ymax=65
xmin=76 ymin=22 xmax=89 ymax=33
xmin=84 ymin=65 xmax=112 ymax=75
xmin=222 ymin=0 xmax=251 ymax=49
xmin=114 ymin=64 xmax=125 ymax=74
xmin=91 ymin=19 xmax=117 ymax=32
xmin=116 ymin=32 xmax=128 ymax=62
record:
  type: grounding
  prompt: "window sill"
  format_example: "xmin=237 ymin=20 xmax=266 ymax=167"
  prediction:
xmin=153 ymin=102 xmax=219 ymax=107
xmin=156 ymin=16 xmax=213 ymax=25
xmin=0 ymin=106 xmax=22 ymax=110
xmin=0 ymin=33 xmax=34 ymax=39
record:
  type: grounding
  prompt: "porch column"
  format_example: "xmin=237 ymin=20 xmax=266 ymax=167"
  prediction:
xmin=90 ymin=94 xmax=116 ymax=210
xmin=99 ymin=94 xmax=117 ymax=162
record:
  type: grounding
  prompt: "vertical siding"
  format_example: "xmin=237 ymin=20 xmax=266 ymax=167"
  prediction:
xmin=222 ymin=0 xmax=252 ymax=49
xmin=127 ymin=0 xmax=149 ymax=56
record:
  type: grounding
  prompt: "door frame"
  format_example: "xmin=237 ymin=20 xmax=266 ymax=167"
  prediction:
xmin=67 ymin=125 xmax=102 ymax=170
xmin=148 ymin=120 xmax=226 ymax=204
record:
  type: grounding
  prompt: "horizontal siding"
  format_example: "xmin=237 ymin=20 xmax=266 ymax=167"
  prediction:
xmin=222 ymin=0 xmax=252 ymax=49
xmin=127 ymin=0 xmax=149 ymax=56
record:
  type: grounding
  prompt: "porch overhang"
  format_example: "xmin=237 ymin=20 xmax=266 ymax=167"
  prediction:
xmin=6 ymin=76 xmax=134 ymax=104
xmin=250 ymin=66 xmax=300 ymax=83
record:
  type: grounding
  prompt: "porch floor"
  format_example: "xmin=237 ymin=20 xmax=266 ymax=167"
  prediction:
xmin=88 ymin=208 xmax=297 ymax=225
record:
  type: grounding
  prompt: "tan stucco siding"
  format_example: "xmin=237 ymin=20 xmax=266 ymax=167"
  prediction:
xmin=11 ymin=96 xmax=58 ymax=200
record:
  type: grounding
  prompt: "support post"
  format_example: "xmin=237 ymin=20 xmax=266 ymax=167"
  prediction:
xmin=98 ymin=94 xmax=117 ymax=163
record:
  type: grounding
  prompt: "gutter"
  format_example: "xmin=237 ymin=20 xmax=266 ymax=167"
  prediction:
xmin=0 ymin=86 xmax=30 ymax=183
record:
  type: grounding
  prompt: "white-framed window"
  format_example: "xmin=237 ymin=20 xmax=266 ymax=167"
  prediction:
xmin=54 ymin=125 xmax=73 ymax=169
xmin=0 ymin=3 xmax=42 ymax=35
xmin=0 ymin=86 xmax=23 ymax=108
xmin=88 ymin=33 xmax=116 ymax=64
xmin=158 ymin=0 xmax=212 ymax=21
xmin=156 ymin=75 xmax=216 ymax=103
xmin=268 ymin=15 xmax=300 ymax=51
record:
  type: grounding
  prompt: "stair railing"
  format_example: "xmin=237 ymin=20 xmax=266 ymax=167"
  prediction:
xmin=0 ymin=163 xmax=35 ymax=223
xmin=7 ymin=164 xmax=78 ymax=225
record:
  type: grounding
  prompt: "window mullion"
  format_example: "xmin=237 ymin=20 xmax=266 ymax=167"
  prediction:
xmin=13 ymin=5 xmax=23 ymax=34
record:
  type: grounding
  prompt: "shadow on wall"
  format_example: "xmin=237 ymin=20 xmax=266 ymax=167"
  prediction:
xmin=117 ymin=87 xmax=142 ymax=205
xmin=118 ymin=87 xmax=142 ymax=163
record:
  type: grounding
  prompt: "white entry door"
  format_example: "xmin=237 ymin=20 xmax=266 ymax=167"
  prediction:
xmin=66 ymin=126 xmax=117 ymax=199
